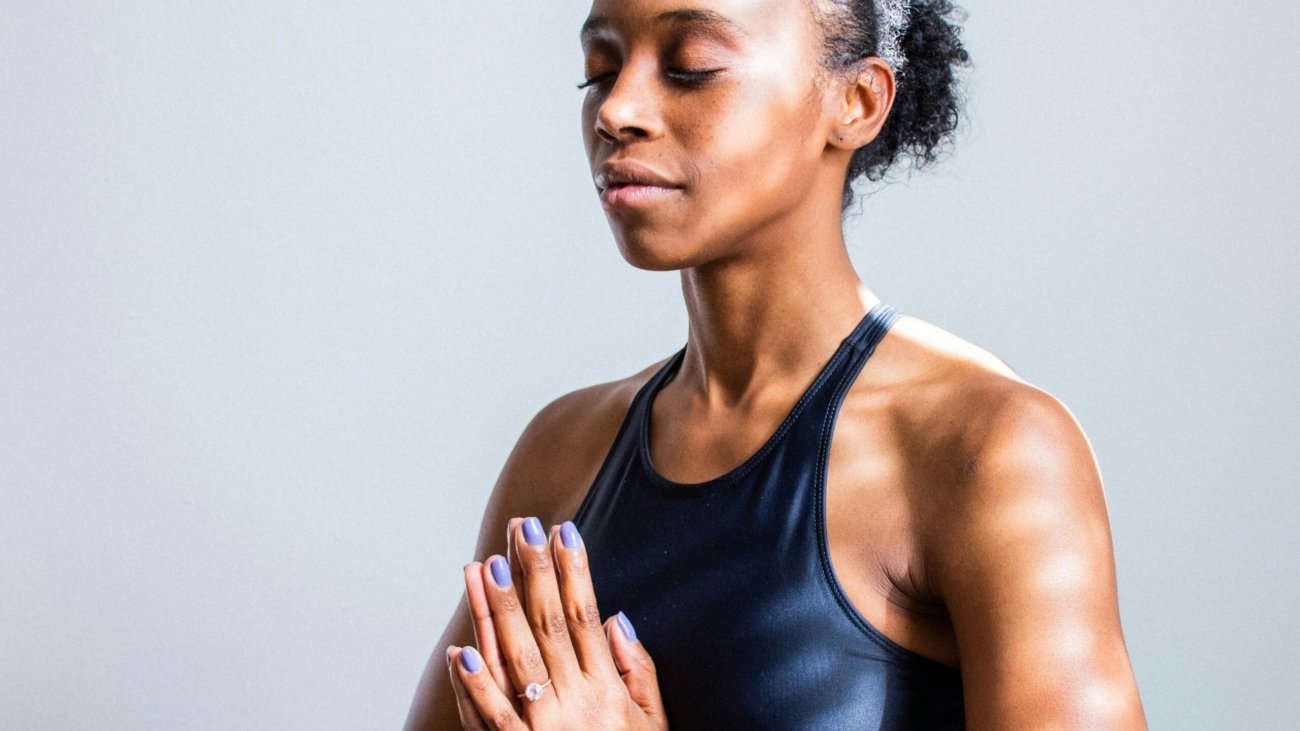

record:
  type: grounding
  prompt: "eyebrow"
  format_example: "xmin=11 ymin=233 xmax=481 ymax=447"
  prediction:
xmin=580 ymin=8 xmax=746 ymax=44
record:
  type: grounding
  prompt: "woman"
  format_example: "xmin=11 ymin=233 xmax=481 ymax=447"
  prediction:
xmin=407 ymin=0 xmax=1146 ymax=727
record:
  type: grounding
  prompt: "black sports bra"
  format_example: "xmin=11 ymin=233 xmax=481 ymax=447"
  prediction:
xmin=571 ymin=303 xmax=965 ymax=729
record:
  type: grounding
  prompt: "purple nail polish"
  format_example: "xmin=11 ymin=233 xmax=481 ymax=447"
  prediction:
xmin=560 ymin=520 xmax=581 ymax=549
xmin=523 ymin=516 xmax=545 ymax=546
xmin=460 ymin=646 xmax=483 ymax=673
xmin=616 ymin=611 xmax=637 ymax=642
xmin=489 ymin=556 xmax=512 ymax=588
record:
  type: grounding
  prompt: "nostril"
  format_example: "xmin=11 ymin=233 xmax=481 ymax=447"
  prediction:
xmin=594 ymin=95 xmax=658 ymax=142
xmin=597 ymin=119 xmax=651 ymax=143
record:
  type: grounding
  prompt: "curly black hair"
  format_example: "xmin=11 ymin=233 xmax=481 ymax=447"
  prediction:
xmin=812 ymin=0 xmax=971 ymax=211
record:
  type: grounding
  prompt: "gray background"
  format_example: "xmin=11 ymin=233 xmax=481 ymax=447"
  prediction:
xmin=2 ymin=1 xmax=1296 ymax=728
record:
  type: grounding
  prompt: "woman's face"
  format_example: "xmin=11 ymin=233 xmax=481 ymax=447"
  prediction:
xmin=580 ymin=0 xmax=842 ymax=270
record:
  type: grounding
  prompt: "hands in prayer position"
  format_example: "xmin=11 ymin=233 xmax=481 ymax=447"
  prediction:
xmin=445 ymin=517 xmax=669 ymax=730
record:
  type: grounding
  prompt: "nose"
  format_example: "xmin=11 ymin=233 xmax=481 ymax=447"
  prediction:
xmin=592 ymin=63 xmax=663 ymax=144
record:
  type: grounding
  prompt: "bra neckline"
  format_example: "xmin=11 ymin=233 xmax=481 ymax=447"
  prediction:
xmin=637 ymin=303 xmax=892 ymax=493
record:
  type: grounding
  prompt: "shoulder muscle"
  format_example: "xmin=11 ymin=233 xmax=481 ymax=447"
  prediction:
xmin=931 ymin=385 xmax=1146 ymax=729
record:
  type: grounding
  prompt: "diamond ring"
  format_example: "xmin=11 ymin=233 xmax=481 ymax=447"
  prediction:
xmin=516 ymin=678 xmax=553 ymax=702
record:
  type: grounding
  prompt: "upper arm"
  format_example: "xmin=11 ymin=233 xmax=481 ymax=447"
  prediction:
xmin=932 ymin=388 xmax=1146 ymax=729
xmin=403 ymin=380 xmax=636 ymax=730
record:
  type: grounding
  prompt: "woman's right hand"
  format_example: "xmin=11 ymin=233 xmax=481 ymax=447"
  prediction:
xmin=446 ymin=517 xmax=669 ymax=730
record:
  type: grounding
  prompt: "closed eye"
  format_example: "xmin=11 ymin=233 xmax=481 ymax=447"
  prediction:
xmin=576 ymin=72 xmax=615 ymax=90
xmin=666 ymin=68 xmax=722 ymax=86
xmin=576 ymin=69 xmax=723 ymax=90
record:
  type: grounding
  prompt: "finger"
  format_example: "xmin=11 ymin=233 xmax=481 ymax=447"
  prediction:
xmin=607 ymin=611 xmax=668 ymax=724
xmin=504 ymin=517 xmax=525 ymax=611
xmin=511 ymin=517 xmax=582 ymax=683
xmin=481 ymin=554 xmax=562 ymax=717
xmin=464 ymin=562 xmax=513 ymax=698
xmin=446 ymin=645 xmax=490 ymax=731
xmin=454 ymin=645 xmax=529 ymax=731
xmin=550 ymin=521 xmax=618 ymax=680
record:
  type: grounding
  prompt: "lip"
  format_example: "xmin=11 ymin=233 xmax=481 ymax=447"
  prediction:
xmin=599 ymin=183 xmax=681 ymax=209
xmin=595 ymin=160 xmax=684 ymax=209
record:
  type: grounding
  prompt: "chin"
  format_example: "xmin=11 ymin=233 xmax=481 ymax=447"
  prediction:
xmin=612 ymin=228 xmax=710 ymax=272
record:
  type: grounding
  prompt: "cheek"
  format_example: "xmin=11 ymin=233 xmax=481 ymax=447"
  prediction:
xmin=690 ymin=81 xmax=823 ymax=200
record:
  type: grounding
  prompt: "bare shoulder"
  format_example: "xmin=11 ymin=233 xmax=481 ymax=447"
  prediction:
xmin=871 ymin=314 xmax=1109 ymax=581
xmin=870 ymin=315 xmax=1146 ymax=726
xmin=871 ymin=315 xmax=1101 ymax=531
xmin=474 ymin=355 xmax=672 ymax=555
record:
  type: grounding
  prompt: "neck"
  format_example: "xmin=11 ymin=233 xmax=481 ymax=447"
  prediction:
xmin=675 ymin=214 xmax=879 ymax=405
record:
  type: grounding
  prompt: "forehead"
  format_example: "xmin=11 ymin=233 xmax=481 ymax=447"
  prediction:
xmin=580 ymin=0 xmax=812 ymax=46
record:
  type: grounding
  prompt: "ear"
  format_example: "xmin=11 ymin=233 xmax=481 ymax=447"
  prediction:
xmin=828 ymin=58 xmax=895 ymax=151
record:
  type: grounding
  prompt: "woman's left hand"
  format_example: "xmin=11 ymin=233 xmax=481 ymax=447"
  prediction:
xmin=445 ymin=517 xmax=669 ymax=730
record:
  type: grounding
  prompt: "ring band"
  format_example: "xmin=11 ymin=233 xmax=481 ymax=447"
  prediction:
xmin=517 ymin=678 xmax=553 ymax=702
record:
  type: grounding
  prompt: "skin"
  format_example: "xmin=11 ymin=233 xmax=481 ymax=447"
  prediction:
xmin=406 ymin=0 xmax=1148 ymax=728
xmin=445 ymin=522 xmax=668 ymax=729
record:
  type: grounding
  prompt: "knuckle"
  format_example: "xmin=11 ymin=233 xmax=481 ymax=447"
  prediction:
xmin=525 ymin=551 xmax=552 ymax=573
xmin=514 ymin=644 xmax=546 ymax=675
xmin=568 ymin=601 xmax=603 ymax=632
xmin=496 ymin=593 xmax=521 ymax=614
xmin=539 ymin=608 xmax=570 ymax=640
xmin=493 ymin=708 xmax=522 ymax=730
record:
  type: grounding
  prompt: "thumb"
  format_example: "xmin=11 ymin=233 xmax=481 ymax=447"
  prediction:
xmin=606 ymin=611 xmax=668 ymax=726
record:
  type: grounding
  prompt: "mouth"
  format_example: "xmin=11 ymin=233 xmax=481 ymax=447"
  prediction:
xmin=598 ymin=182 xmax=682 ymax=210
xmin=595 ymin=161 xmax=684 ymax=210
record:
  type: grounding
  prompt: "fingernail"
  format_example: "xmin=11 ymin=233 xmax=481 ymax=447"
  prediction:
xmin=560 ymin=520 xmax=581 ymax=549
xmin=489 ymin=556 xmax=512 ymax=588
xmin=616 ymin=610 xmax=637 ymax=642
xmin=459 ymin=646 xmax=483 ymax=673
xmin=523 ymin=516 xmax=545 ymax=546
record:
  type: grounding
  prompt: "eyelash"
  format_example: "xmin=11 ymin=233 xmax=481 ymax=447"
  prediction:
xmin=575 ymin=69 xmax=721 ymax=90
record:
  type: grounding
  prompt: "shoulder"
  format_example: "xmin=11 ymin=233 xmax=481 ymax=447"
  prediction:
xmin=868 ymin=314 xmax=1107 ymax=573
xmin=470 ymin=355 xmax=672 ymax=557
xmin=513 ymin=358 xmax=667 ymax=497
xmin=868 ymin=315 xmax=1144 ymax=725
xmin=868 ymin=314 xmax=1098 ymax=507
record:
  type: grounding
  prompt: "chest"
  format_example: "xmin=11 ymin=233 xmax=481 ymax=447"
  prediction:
xmin=572 ymin=439 xmax=965 ymax=729
xmin=563 ymin=368 xmax=964 ymax=670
